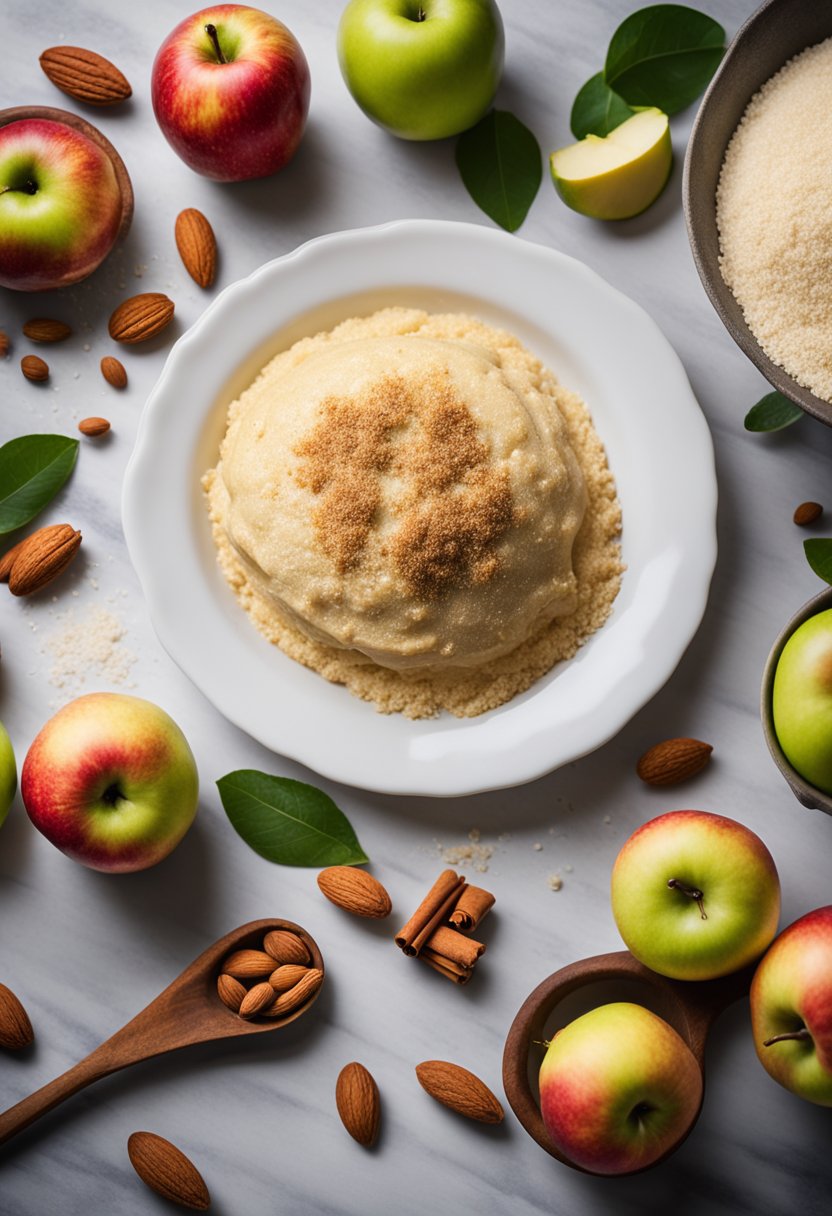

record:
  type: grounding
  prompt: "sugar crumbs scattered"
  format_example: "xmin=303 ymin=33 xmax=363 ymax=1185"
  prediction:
xmin=548 ymin=874 xmax=564 ymax=892
xmin=44 ymin=605 xmax=137 ymax=692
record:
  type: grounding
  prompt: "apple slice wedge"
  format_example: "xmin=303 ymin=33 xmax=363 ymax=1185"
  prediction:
xmin=550 ymin=108 xmax=672 ymax=221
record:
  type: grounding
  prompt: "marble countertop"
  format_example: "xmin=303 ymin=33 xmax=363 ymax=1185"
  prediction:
xmin=2 ymin=1 xmax=832 ymax=1213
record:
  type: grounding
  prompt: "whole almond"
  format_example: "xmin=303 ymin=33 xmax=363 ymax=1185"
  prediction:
xmin=21 ymin=355 xmax=49 ymax=382
xmin=336 ymin=1062 xmax=381 ymax=1147
xmin=0 ymin=983 xmax=34 ymax=1051
xmin=794 ymin=501 xmax=823 ymax=527
xmin=22 ymin=318 xmax=72 ymax=343
xmin=101 ymin=355 xmax=128 ymax=389
xmin=0 ymin=330 xmax=11 ymax=357
xmin=415 ymin=1060 xmax=504 ymax=1124
xmin=127 ymin=1132 xmax=209 ymax=1211
xmin=79 ymin=416 xmax=111 ymax=437
xmin=0 ymin=537 xmax=30 ymax=583
xmin=317 ymin=866 xmax=392 ymax=919
xmin=268 ymin=963 xmax=309 ymax=993
xmin=175 ymin=209 xmax=217 ymax=289
xmin=238 ymin=981 xmax=276 ymax=1020
xmin=8 ymin=524 xmax=82 ymax=597
xmin=216 ymin=973 xmax=245 ymax=1012
xmin=636 ymin=737 xmax=713 ymax=786
xmin=40 ymin=46 xmax=132 ymax=106
xmin=263 ymin=968 xmax=323 ymax=1018
xmin=220 ymin=949 xmax=276 ymax=980
xmin=262 ymin=929 xmax=310 ymax=966
xmin=109 ymin=293 xmax=175 ymax=344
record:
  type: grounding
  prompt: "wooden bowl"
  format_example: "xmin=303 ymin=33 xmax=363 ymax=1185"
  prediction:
xmin=761 ymin=586 xmax=832 ymax=815
xmin=0 ymin=105 xmax=133 ymax=286
xmin=683 ymin=0 xmax=832 ymax=426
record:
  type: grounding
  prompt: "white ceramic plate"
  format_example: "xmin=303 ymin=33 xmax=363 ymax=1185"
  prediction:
xmin=123 ymin=220 xmax=717 ymax=797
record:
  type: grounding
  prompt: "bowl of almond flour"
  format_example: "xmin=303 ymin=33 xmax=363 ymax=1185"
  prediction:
xmin=684 ymin=0 xmax=832 ymax=425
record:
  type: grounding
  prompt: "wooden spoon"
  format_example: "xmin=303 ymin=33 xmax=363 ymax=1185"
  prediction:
xmin=0 ymin=918 xmax=323 ymax=1148
xmin=502 ymin=949 xmax=753 ymax=1176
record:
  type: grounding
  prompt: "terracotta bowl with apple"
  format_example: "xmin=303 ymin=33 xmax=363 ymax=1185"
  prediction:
xmin=761 ymin=586 xmax=832 ymax=816
xmin=0 ymin=105 xmax=133 ymax=291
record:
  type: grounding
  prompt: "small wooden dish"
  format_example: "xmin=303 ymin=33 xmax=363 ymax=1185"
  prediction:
xmin=502 ymin=949 xmax=753 ymax=1176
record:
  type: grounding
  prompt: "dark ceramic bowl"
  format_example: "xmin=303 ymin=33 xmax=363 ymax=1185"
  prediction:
xmin=683 ymin=0 xmax=832 ymax=426
xmin=761 ymin=587 xmax=832 ymax=815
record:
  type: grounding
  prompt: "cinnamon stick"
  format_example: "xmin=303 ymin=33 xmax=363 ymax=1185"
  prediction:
xmin=425 ymin=925 xmax=485 ymax=970
xmin=419 ymin=953 xmax=472 ymax=985
xmin=395 ymin=870 xmax=466 ymax=956
xmin=448 ymin=885 xmax=495 ymax=933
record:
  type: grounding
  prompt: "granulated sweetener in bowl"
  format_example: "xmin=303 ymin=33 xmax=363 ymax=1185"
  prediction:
xmin=716 ymin=37 xmax=832 ymax=403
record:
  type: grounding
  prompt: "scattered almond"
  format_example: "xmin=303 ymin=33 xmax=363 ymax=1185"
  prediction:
xmin=317 ymin=866 xmax=392 ymax=919
xmin=336 ymin=1062 xmax=381 ymax=1147
xmin=215 ymin=973 xmax=246 ymax=1013
xmin=238 ymin=981 xmax=276 ymax=1019
xmin=0 ymin=983 xmax=34 ymax=1051
xmin=0 ymin=330 xmax=10 ymax=357
xmin=263 ymin=929 xmax=310 ymax=966
xmin=415 ymin=1060 xmax=504 ymax=1124
xmin=264 ymin=968 xmax=323 ymax=1018
xmin=40 ymin=46 xmax=132 ymax=106
xmin=21 ymin=354 xmax=49 ymax=382
xmin=220 ymin=948 xmax=276 ymax=980
xmin=101 ymin=354 xmax=128 ymax=389
xmin=109 ymin=293 xmax=175 ymax=344
xmin=266 ymin=963 xmax=308 ymax=993
xmin=636 ymin=737 xmax=713 ymax=786
xmin=175 ymin=209 xmax=217 ymax=289
xmin=127 ymin=1132 xmax=209 ymax=1211
xmin=7 ymin=524 xmax=82 ymax=597
xmin=79 ymin=416 xmax=111 ymax=437
xmin=794 ymin=501 xmax=823 ymax=527
xmin=22 ymin=318 xmax=71 ymax=343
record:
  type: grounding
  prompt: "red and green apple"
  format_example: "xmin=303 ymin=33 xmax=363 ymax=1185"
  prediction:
xmin=0 ymin=117 xmax=124 ymax=291
xmin=539 ymin=1002 xmax=702 ymax=1175
xmin=337 ymin=0 xmax=504 ymax=140
xmin=751 ymin=905 xmax=832 ymax=1106
xmin=0 ymin=720 xmax=16 ymax=830
xmin=21 ymin=692 xmax=199 ymax=873
xmin=772 ymin=609 xmax=832 ymax=794
xmin=151 ymin=4 xmax=310 ymax=181
xmin=611 ymin=810 xmax=780 ymax=980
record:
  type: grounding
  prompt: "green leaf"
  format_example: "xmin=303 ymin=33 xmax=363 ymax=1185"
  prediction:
xmin=216 ymin=769 xmax=369 ymax=867
xmin=571 ymin=72 xmax=636 ymax=139
xmin=604 ymin=4 xmax=725 ymax=115
xmin=805 ymin=540 xmax=832 ymax=586
xmin=456 ymin=110 xmax=542 ymax=233
xmin=744 ymin=392 xmax=803 ymax=432
xmin=0 ymin=434 xmax=80 ymax=534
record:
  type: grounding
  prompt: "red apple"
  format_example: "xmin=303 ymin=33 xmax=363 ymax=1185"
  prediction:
xmin=21 ymin=693 xmax=199 ymax=873
xmin=0 ymin=112 xmax=130 ymax=291
xmin=151 ymin=4 xmax=310 ymax=181
xmin=751 ymin=905 xmax=832 ymax=1106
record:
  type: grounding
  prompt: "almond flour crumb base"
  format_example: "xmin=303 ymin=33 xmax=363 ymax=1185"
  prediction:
xmin=717 ymin=38 xmax=832 ymax=403
xmin=204 ymin=308 xmax=622 ymax=718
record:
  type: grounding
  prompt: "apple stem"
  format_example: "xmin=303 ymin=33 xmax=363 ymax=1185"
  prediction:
xmin=0 ymin=180 xmax=37 ymax=196
xmin=204 ymin=23 xmax=227 ymax=64
xmin=667 ymin=877 xmax=707 ymax=920
xmin=417 ymin=6 xmax=427 ymax=18
xmin=763 ymin=1028 xmax=811 ymax=1047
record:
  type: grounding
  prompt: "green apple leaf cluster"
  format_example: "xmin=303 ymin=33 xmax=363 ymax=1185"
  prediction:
xmin=743 ymin=391 xmax=803 ymax=432
xmin=217 ymin=769 xmax=369 ymax=866
xmin=456 ymin=110 xmax=542 ymax=233
xmin=571 ymin=4 xmax=725 ymax=140
xmin=0 ymin=434 xmax=79 ymax=535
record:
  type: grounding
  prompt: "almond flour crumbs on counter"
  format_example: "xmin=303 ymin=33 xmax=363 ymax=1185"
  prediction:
xmin=436 ymin=829 xmax=495 ymax=874
xmin=533 ymin=842 xmax=543 ymax=851
xmin=44 ymin=605 xmax=137 ymax=692
xmin=717 ymin=37 xmax=832 ymax=402
xmin=548 ymin=874 xmax=564 ymax=892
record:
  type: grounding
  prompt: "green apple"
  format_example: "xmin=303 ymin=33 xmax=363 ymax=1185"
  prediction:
xmin=0 ymin=720 xmax=16 ymax=829
xmin=539 ymin=1002 xmax=702 ymax=1175
xmin=550 ymin=108 xmax=672 ymax=220
xmin=337 ymin=0 xmax=504 ymax=140
xmin=772 ymin=609 xmax=832 ymax=794
xmin=611 ymin=810 xmax=781 ymax=980
xmin=751 ymin=905 xmax=832 ymax=1106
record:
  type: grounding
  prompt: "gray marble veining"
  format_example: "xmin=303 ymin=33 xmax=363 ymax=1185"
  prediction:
xmin=2 ymin=1 xmax=832 ymax=1213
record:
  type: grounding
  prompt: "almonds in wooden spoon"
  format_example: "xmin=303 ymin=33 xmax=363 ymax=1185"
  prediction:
xmin=317 ymin=866 xmax=392 ymax=918
xmin=175 ymin=209 xmax=217 ymax=288
xmin=263 ymin=968 xmax=323 ymax=1018
xmin=0 ymin=983 xmax=34 ymax=1051
xmin=127 ymin=1132 xmax=209 ymax=1211
xmin=220 ymin=948 xmax=276 ymax=980
xmin=22 ymin=318 xmax=71 ymax=343
xmin=109 ymin=293 xmax=175 ymax=344
xmin=263 ymin=929 xmax=310 ymax=966
xmin=336 ymin=1062 xmax=381 ymax=1147
xmin=415 ymin=1060 xmax=504 ymax=1124
xmin=40 ymin=46 xmax=132 ymax=106
xmin=637 ymin=738 xmax=713 ymax=786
